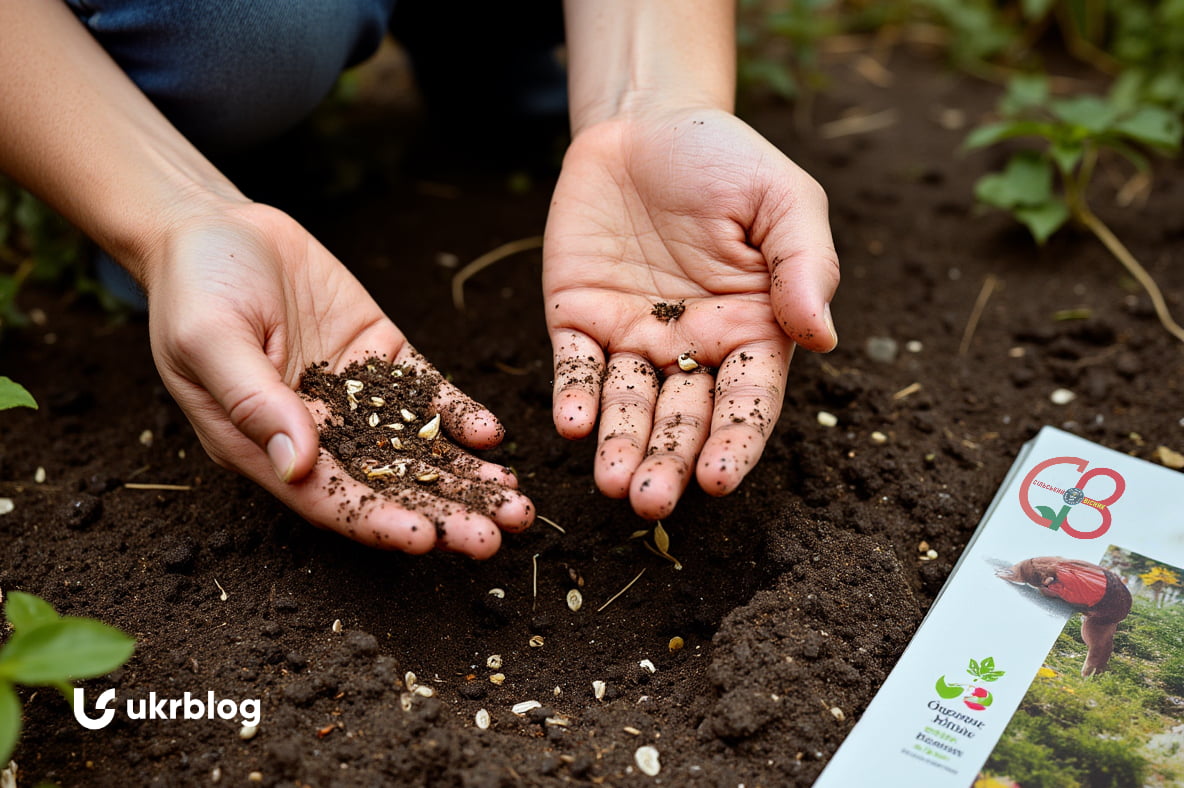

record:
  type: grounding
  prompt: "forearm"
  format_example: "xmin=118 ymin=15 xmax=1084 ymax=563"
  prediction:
xmin=0 ymin=1 xmax=244 ymax=285
xmin=562 ymin=0 xmax=737 ymax=135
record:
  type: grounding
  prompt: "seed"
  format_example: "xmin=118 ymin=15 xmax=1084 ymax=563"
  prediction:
xmin=389 ymin=437 xmax=404 ymax=450
xmin=677 ymin=352 xmax=699 ymax=372
xmin=635 ymin=745 xmax=661 ymax=776
xmin=331 ymin=619 xmax=342 ymax=633
xmin=566 ymin=589 xmax=583 ymax=612
xmin=345 ymin=380 xmax=364 ymax=395
xmin=369 ymin=396 xmax=385 ymax=406
xmin=400 ymin=692 xmax=413 ymax=712
xmin=239 ymin=724 xmax=258 ymax=740
xmin=512 ymin=700 xmax=542 ymax=715
xmin=870 ymin=431 xmax=888 ymax=445
xmin=489 ymin=673 xmax=506 ymax=685
xmin=553 ymin=686 xmax=562 ymax=697
xmin=417 ymin=414 xmax=441 ymax=440
xmin=385 ymin=422 xmax=405 ymax=431
xmin=404 ymin=672 xmax=418 ymax=689
xmin=139 ymin=429 xmax=154 ymax=447
xmin=926 ymin=549 xmax=938 ymax=560
xmin=400 ymin=408 xmax=417 ymax=422
xmin=546 ymin=716 xmax=569 ymax=727
xmin=639 ymin=659 xmax=656 ymax=674
xmin=623 ymin=726 xmax=641 ymax=736
xmin=415 ymin=471 xmax=440 ymax=483
xmin=367 ymin=413 xmax=380 ymax=427
xmin=475 ymin=709 xmax=491 ymax=729
xmin=668 ymin=637 xmax=684 ymax=652
xmin=817 ymin=411 xmax=838 ymax=428
xmin=529 ymin=635 xmax=545 ymax=648
xmin=830 ymin=706 xmax=845 ymax=721
xmin=1050 ymin=388 xmax=1077 ymax=405
xmin=488 ymin=588 xmax=506 ymax=598
xmin=592 ymin=680 xmax=606 ymax=700
xmin=487 ymin=654 xmax=503 ymax=670
xmin=34 ymin=466 xmax=46 ymax=484
xmin=247 ymin=773 xmax=263 ymax=783
xmin=413 ymin=685 xmax=435 ymax=698
xmin=0 ymin=498 xmax=14 ymax=516
xmin=918 ymin=541 xmax=930 ymax=552
xmin=391 ymin=368 xmax=404 ymax=377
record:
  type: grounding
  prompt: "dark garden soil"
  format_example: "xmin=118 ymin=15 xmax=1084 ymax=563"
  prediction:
xmin=2 ymin=45 xmax=1183 ymax=788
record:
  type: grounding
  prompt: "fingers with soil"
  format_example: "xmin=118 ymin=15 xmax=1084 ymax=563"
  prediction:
xmin=629 ymin=372 xmax=713 ymax=519
xmin=389 ymin=346 xmax=506 ymax=450
xmin=551 ymin=330 xmax=605 ymax=439
xmin=697 ymin=341 xmax=791 ymax=496
xmin=594 ymin=353 xmax=659 ymax=498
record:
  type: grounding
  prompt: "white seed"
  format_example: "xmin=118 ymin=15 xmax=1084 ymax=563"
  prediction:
xmin=404 ymin=671 xmax=418 ymax=690
xmin=639 ymin=659 xmax=656 ymax=674
xmin=545 ymin=716 xmax=569 ymax=727
xmin=512 ymin=700 xmax=542 ymax=715
xmin=486 ymin=654 xmax=503 ymax=670
xmin=529 ymin=635 xmax=545 ymax=648
xmin=1050 ymin=388 xmax=1077 ymax=405
xmin=369 ymin=396 xmax=385 ymax=406
xmin=592 ymin=680 xmax=607 ymax=700
xmin=332 ymin=619 xmax=343 ymax=633
xmin=623 ymin=726 xmax=642 ymax=736
xmin=417 ymin=414 xmax=441 ymax=440
xmin=348 ymin=400 xmax=358 ymax=411
xmin=400 ymin=408 xmax=417 ymax=422
xmin=391 ymin=368 xmax=404 ymax=377
xmin=830 ymin=706 xmax=845 ymax=721
xmin=635 ymin=745 xmax=661 ymax=776
xmin=926 ymin=549 xmax=938 ymax=559
xmin=413 ymin=685 xmax=435 ymax=698
xmin=870 ymin=431 xmax=888 ymax=445
xmin=389 ymin=437 xmax=404 ymax=450
xmin=905 ymin=340 xmax=923 ymax=353
xmin=247 ymin=773 xmax=263 ymax=783
xmin=399 ymin=692 xmax=413 ymax=712
xmin=415 ymin=471 xmax=440 ymax=483
xmin=475 ymin=709 xmax=491 ymax=729
xmin=489 ymin=673 xmax=506 ymax=685
xmin=817 ymin=411 xmax=838 ymax=428
xmin=211 ymin=766 xmax=222 ymax=783
xmin=34 ymin=466 xmax=46 ymax=484
xmin=677 ymin=352 xmax=699 ymax=372
xmin=139 ymin=429 xmax=154 ymax=447
xmin=384 ymin=422 xmax=405 ymax=431
xmin=488 ymin=588 xmax=506 ymax=598
xmin=367 ymin=412 xmax=380 ymax=428
xmin=553 ymin=686 xmax=562 ymax=697
xmin=566 ymin=589 xmax=583 ymax=612
xmin=1008 ymin=346 xmax=1026 ymax=358
xmin=0 ymin=498 xmax=14 ymax=516
xmin=345 ymin=380 xmax=364 ymax=395
xmin=238 ymin=724 xmax=258 ymax=740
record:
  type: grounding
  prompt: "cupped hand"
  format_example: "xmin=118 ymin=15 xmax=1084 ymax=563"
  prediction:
xmin=144 ymin=202 xmax=533 ymax=558
xmin=544 ymin=106 xmax=840 ymax=520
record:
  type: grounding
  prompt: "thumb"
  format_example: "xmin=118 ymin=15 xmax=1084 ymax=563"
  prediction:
xmin=754 ymin=169 xmax=841 ymax=353
xmin=195 ymin=337 xmax=319 ymax=484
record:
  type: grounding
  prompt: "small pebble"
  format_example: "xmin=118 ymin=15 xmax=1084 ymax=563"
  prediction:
xmin=668 ymin=637 xmax=684 ymax=652
xmin=817 ymin=411 xmax=838 ymax=428
xmin=239 ymin=725 xmax=258 ymax=740
xmin=635 ymin=746 xmax=661 ymax=777
xmin=1050 ymin=388 xmax=1077 ymax=405
xmin=865 ymin=336 xmax=899 ymax=363
xmin=489 ymin=673 xmax=506 ymax=685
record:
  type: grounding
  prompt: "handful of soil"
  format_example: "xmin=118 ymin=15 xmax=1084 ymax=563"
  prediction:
xmin=298 ymin=356 xmax=507 ymax=517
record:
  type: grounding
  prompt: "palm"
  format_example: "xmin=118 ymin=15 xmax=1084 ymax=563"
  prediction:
xmin=150 ymin=204 xmax=532 ymax=557
xmin=544 ymin=108 xmax=839 ymax=518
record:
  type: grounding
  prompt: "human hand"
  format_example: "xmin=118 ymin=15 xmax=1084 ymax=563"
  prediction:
xmin=145 ymin=202 xmax=533 ymax=557
xmin=543 ymin=107 xmax=839 ymax=519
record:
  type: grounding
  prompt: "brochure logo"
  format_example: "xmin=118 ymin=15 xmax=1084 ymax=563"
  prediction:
xmin=935 ymin=656 xmax=1006 ymax=711
xmin=1019 ymin=456 xmax=1126 ymax=539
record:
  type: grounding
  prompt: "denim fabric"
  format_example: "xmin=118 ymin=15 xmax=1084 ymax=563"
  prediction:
xmin=65 ymin=0 xmax=396 ymax=150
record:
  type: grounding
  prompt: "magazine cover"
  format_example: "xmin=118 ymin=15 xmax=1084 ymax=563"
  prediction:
xmin=816 ymin=426 xmax=1184 ymax=787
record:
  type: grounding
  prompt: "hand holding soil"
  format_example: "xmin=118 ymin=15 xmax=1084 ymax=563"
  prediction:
xmin=146 ymin=202 xmax=532 ymax=557
xmin=543 ymin=107 xmax=840 ymax=519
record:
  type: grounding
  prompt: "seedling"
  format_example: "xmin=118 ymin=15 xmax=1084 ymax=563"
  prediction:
xmin=0 ymin=591 xmax=135 ymax=765
xmin=630 ymin=522 xmax=684 ymax=570
xmin=0 ymin=378 xmax=35 ymax=412
xmin=966 ymin=74 xmax=1184 ymax=342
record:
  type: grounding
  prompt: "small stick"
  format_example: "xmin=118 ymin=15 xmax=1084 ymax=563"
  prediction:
xmin=537 ymin=515 xmax=566 ymax=534
xmin=597 ymin=569 xmax=646 ymax=613
xmin=818 ymin=109 xmax=898 ymax=140
xmin=892 ymin=382 xmax=923 ymax=401
xmin=959 ymin=274 xmax=998 ymax=356
xmin=451 ymin=236 xmax=544 ymax=311
xmin=532 ymin=553 xmax=540 ymax=610
xmin=123 ymin=482 xmax=193 ymax=491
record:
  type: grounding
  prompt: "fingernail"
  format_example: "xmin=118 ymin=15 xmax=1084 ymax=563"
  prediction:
xmin=267 ymin=433 xmax=296 ymax=482
xmin=823 ymin=302 xmax=838 ymax=351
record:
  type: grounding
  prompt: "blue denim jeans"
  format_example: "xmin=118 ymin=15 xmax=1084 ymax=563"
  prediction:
xmin=65 ymin=0 xmax=396 ymax=150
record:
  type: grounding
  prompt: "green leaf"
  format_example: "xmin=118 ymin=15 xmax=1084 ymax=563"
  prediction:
xmin=982 ymin=670 xmax=1007 ymax=682
xmin=1050 ymin=140 xmax=1084 ymax=174
xmin=1050 ymin=95 xmax=1119 ymax=133
xmin=1113 ymin=106 xmax=1183 ymax=150
xmin=974 ymin=153 xmax=1054 ymax=210
xmin=0 ymin=619 xmax=133 ymax=685
xmin=935 ymin=676 xmax=963 ymax=699
xmin=1015 ymin=200 xmax=1070 ymax=244
xmin=969 ymin=658 xmax=981 ymax=676
xmin=4 ymin=592 xmax=59 ymax=633
xmin=0 ymin=377 xmax=37 ymax=411
xmin=963 ymin=120 xmax=1054 ymax=150
xmin=981 ymin=656 xmax=995 ymax=672
xmin=1000 ymin=73 xmax=1050 ymax=115
xmin=0 ymin=680 xmax=19 ymax=767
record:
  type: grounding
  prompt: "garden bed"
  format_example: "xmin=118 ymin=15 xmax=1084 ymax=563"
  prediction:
xmin=1 ymin=46 xmax=1182 ymax=786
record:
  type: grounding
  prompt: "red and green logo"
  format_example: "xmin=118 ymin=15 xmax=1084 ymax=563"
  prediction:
xmin=936 ymin=657 xmax=1006 ymax=711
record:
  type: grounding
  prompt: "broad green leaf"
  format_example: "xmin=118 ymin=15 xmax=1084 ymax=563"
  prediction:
xmin=963 ymin=120 xmax=1053 ymax=150
xmin=1049 ymin=140 xmax=1084 ymax=174
xmin=4 ymin=592 xmax=59 ymax=632
xmin=999 ymin=73 xmax=1050 ymax=115
xmin=0 ymin=680 xmax=19 ymax=766
xmin=0 ymin=377 xmax=37 ymax=411
xmin=969 ymin=658 xmax=981 ymax=675
xmin=1016 ymin=200 xmax=1071 ymax=245
xmin=1050 ymin=95 xmax=1119 ymax=133
xmin=0 ymin=619 xmax=133 ymax=685
xmin=981 ymin=656 xmax=995 ymax=672
xmin=974 ymin=153 xmax=1054 ymax=209
xmin=1114 ymin=106 xmax=1183 ymax=150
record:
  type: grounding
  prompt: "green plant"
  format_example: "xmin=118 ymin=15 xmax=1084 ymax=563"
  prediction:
xmin=0 ymin=378 xmax=36 ymax=411
xmin=0 ymin=592 xmax=135 ymax=766
xmin=965 ymin=73 xmax=1184 ymax=342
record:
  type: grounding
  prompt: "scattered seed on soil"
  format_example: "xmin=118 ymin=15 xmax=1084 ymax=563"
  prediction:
xmin=415 ymin=471 xmax=439 ymax=483
xmin=139 ymin=429 xmax=153 ymax=447
xmin=247 ymin=772 xmax=263 ymax=783
xmin=623 ymin=726 xmax=642 ymax=736
xmin=566 ymin=589 xmax=583 ymax=612
xmin=529 ymin=635 xmax=545 ymax=648
xmin=404 ymin=671 xmax=418 ymax=690
xmin=214 ymin=578 xmax=228 ymax=602
xmin=331 ymin=619 xmax=342 ymax=633
xmin=489 ymin=673 xmax=505 ymax=685
xmin=368 ymin=396 xmax=385 ymax=406
xmin=639 ymin=659 xmax=656 ymax=674
xmin=905 ymin=340 xmax=923 ymax=353
xmin=668 ymin=637 xmax=684 ymax=652
xmin=1050 ymin=388 xmax=1077 ymax=405
xmin=400 ymin=693 xmax=413 ymax=712
xmin=1152 ymin=445 xmax=1184 ymax=469
xmin=239 ymin=725 xmax=258 ymax=740
xmin=367 ymin=412 xmax=380 ymax=428
xmin=635 ymin=745 xmax=661 ymax=776
xmin=870 ymin=431 xmax=888 ymax=444
xmin=677 ymin=352 xmax=699 ymax=372
xmin=400 ymin=408 xmax=416 ymax=422
xmin=512 ymin=700 xmax=542 ymax=715
xmin=417 ymin=414 xmax=441 ymax=440
xmin=475 ymin=709 xmax=490 ymax=729
xmin=817 ymin=411 xmax=838 ymax=428
xmin=414 ymin=685 xmax=435 ymax=697
xmin=592 ymin=680 xmax=606 ymax=700
xmin=918 ymin=541 xmax=930 ymax=552
xmin=553 ymin=686 xmax=562 ymax=697
xmin=830 ymin=707 xmax=845 ymax=721
xmin=0 ymin=498 xmax=13 ymax=516
xmin=486 ymin=654 xmax=503 ymax=670
xmin=34 ymin=466 xmax=46 ymax=483
xmin=488 ymin=588 xmax=505 ymax=598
